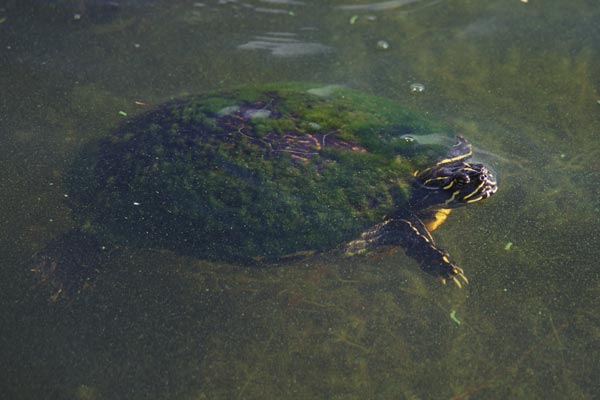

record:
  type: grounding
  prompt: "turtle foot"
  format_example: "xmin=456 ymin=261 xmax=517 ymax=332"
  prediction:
xmin=438 ymin=266 xmax=469 ymax=288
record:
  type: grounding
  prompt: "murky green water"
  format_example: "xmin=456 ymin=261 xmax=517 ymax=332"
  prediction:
xmin=1 ymin=1 xmax=598 ymax=399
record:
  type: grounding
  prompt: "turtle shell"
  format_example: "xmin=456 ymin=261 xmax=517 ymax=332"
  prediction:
xmin=67 ymin=83 xmax=453 ymax=263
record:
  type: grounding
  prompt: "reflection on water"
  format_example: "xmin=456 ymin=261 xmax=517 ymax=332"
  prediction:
xmin=238 ymin=31 xmax=333 ymax=57
xmin=0 ymin=1 xmax=598 ymax=399
xmin=336 ymin=0 xmax=432 ymax=11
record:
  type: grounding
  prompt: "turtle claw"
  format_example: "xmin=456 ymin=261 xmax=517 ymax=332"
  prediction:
xmin=452 ymin=276 xmax=462 ymax=288
xmin=438 ymin=273 xmax=467 ymax=288
xmin=450 ymin=271 xmax=469 ymax=288
xmin=449 ymin=265 xmax=469 ymax=288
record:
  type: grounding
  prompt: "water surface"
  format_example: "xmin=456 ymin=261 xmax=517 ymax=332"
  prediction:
xmin=1 ymin=1 xmax=598 ymax=399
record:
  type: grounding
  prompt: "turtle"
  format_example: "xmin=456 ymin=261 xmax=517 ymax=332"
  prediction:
xmin=31 ymin=82 xmax=498 ymax=301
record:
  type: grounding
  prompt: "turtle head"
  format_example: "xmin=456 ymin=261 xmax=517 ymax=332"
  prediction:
xmin=410 ymin=137 xmax=498 ymax=210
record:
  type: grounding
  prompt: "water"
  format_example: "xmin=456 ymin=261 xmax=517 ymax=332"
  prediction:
xmin=1 ymin=1 xmax=598 ymax=399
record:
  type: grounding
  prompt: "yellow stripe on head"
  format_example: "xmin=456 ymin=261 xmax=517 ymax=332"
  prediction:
xmin=444 ymin=190 xmax=460 ymax=205
xmin=435 ymin=143 xmax=473 ymax=166
xmin=462 ymin=181 xmax=485 ymax=200
xmin=465 ymin=195 xmax=483 ymax=204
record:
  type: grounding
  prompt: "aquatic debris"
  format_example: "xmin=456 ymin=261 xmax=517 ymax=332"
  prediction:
xmin=450 ymin=310 xmax=461 ymax=325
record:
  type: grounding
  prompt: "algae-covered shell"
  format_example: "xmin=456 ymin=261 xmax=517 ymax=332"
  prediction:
xmin=67 ymin=83 xmax=451 ymax=262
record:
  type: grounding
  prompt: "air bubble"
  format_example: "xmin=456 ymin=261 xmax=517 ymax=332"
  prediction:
xmin=376 ymin=40 xmax=390 ymax=50
xmin=410 ymin=83 xmax=425 ymax=93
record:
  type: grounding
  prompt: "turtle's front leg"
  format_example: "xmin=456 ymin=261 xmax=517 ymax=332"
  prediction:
xmin=345 ymin=215 xmax=468 ymax=287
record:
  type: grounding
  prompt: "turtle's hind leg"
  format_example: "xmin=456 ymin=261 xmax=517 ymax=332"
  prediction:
xmin=31 ymin=230 xmax=113 ymax=302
